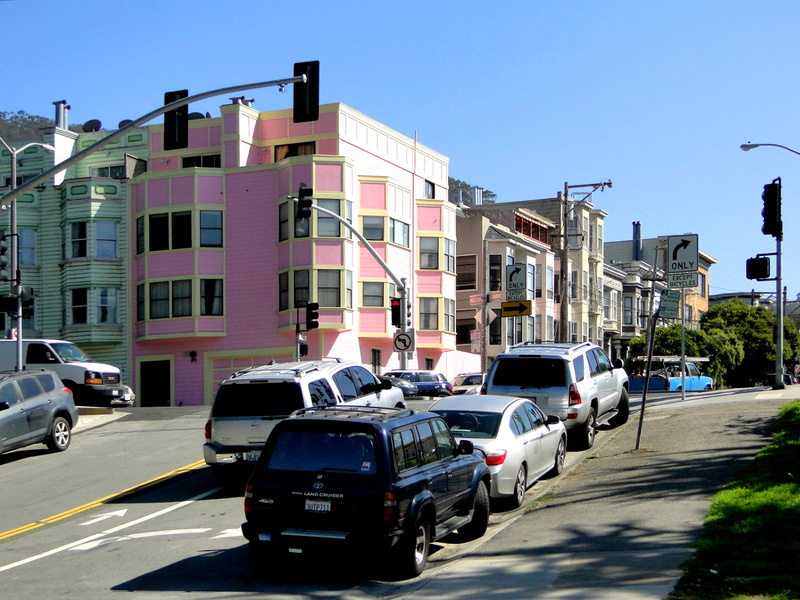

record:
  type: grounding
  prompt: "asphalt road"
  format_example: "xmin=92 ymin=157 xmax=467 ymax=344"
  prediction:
xmin=0 ymin=386 xmax=794 ymax=599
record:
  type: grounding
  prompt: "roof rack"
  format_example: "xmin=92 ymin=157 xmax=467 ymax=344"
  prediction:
xmin=507 ymin=341 xmax=592 ymax=354
xmin=290 ymin=405 xmax=414 ymax=422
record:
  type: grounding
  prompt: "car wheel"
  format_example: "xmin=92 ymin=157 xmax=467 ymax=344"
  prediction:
xmin=508 ymin=464 xmax=527 ymax=509
xmin=609 ymin=388 xmax=630 ymax=427
xmin=572 ymin=408 xmax=597 ymax=450
xmin=46 ymin=416 xmax=72 ymax=452
xmin=459 ymin=481 xmax=490 ymax=540
xmin=392 ymin=516 xmax=431 ymax=579
xmin=704 ymin=384 xmax=713 ymax=391
xmin=547 ymin=436 xmax=567 ymax=478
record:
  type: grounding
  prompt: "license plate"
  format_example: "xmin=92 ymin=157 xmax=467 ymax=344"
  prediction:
xmin=305 ymin=499 xmax=331 ymax=513
xmin=245 ymin=451 xmax=261 ymax=461
xmin=112 ymin=390 xmax=119 ymax=396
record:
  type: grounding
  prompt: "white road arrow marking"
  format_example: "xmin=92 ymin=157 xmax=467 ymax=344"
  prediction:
xmin=80 ymin=509 xmax=128 ymax=526
xmin=212 ymin=528 xmax=243 ymax=539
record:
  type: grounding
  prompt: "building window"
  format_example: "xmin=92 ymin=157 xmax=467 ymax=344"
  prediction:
xmin=371 ymin=349 xmax=381 ymax=374
xmin=570 ymin=270 xmax=578 ymax=300
xmin=294 ymin=269 xmax=310 ymax=308
xmin=172 ymin=280 xmax=192 ymax=317
xmin=318 ymin=270 xmax=340 ymax=307
xmin=137 ymin=284 xmax=145 ymax=321
xmin=623 ymin=296 xmax=633 ymax=325
xmin=96 ymin=222 xmax=117 ymax=258
xmin=149 ymin=282 xmax=170 ymax=319
xmin=456 ymin=255 xmax=477 ymax=291
xmin=318 ymin=199 xmax=341 ymax=237
xmin=136 ymin=217 xmax=145 ymax=254
xmin=489 ymin=255 xmax=502 ymax=291
xmin=345 ymin=270 xmax=353 ymax=309
xmin=279 ymin=272 xmax=289 ymax=310
xmin=548 ymin=266 xmax=555 ymax=300
xmin=456 ymin=319 xmax=473 ymax=345
xmin=70 ymin=288 xmax=88 ymax=324
xmin=19 ymin=229 xmax=35 ymax=266
xmin=172 ymin=212 xmax=192 ymax=249
xmin=420 ymin=237 xmax=439 ymax=269
xmin=389 ymin=218 xmax=409 ymax=247
xmin=182 ymin=154 xmax=221 ymax=168
xmin=424 ymin=180 xmax=435 ymax=199
xmin=279 ymin=203 xmax=289 ymax=242
xmin=363 ymin=216 xmax=384 ymax=241
xmin=274 ymin=142 xmax=315 ymax=161
xmin=200 ymin=211 xmax=223 ymax=247
xmin=95 ymin=165 xmax=125 ymax=179
xmin=489 ymin=318 xmax=502 ymax=345
xmin=97 ymin=288 xmax=118 ymax=324
xmin=149 ymin=214 xmax=169 ymax=251
xmin=201 ymin=279 xmax=223 ymax=315
xmin=419 ymin=297 xmax=438 ymax=330
xmin=444 ymin=239 xmax=456 ymax=272
xmin=444 ymin=298 xmax=455 ymax=333
xmin=363 ymin=282 xmax=384 ymax=307
xmin=69 ymin=222 xmax=87 ymax=258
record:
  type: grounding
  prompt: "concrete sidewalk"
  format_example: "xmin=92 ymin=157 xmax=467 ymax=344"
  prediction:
xmin=403 ymin=388 xmax=793 ymax=599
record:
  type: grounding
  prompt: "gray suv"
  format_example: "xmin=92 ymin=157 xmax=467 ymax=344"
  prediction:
xmin=483 ymin=342 xmax=629 ymax=449
xmin=0 ymin=369 xmax=79 ymax=455
xmin=203 ymin=359 xmax=406 ymax=476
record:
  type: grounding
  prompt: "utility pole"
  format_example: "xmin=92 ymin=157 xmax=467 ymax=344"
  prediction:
xmin=559 ymin=180 xmax=612 ymax=342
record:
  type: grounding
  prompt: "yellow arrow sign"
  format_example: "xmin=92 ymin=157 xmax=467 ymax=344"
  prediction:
xmin=500 ymin=300 xmax=532 ymax=317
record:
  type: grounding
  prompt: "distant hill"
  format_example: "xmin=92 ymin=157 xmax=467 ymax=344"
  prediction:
xmin=0 ymin=110 xmax=82 ymax=143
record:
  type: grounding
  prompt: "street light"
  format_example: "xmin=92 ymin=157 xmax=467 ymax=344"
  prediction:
xmin=0 ymin=136 xmax=55 ymax=371
xmin=739 ymin=141 xmax=796 ymax=389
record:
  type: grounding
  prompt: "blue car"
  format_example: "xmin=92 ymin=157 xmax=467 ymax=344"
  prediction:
xmin=384 ymin=370 xmax=453 ymax=397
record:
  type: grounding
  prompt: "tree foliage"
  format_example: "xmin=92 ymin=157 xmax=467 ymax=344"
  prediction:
xmin=629 ymin=299 xmax=799 ymax=388
xmin=0 ymin=111 xmax=82 ymax=143
xmin=448 ymin=177 xmax=496 ymax=205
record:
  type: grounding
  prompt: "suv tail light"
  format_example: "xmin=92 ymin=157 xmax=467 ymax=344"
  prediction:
xmin=244 ymin=483 xmax=253 ymax=513
xmin=204 ymin=419 xmax=212 ymax=441
xmin=383 ymin=491 xmax=399 ymax=522
xmin=63 ymin=387 xmax=73 ymax=396
xmin=479 ymin=382 xmax=487 ymax=395
xmin=484 ymin=449 xmax=507 ymax=466
xmin=446 ymin=382 xmax=453 ymax=393
xmin=568 ymin=383 xmax=582 ymax=406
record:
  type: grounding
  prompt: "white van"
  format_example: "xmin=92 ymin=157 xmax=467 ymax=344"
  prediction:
xmin=0 ymin=339 xmax=132 ymax=407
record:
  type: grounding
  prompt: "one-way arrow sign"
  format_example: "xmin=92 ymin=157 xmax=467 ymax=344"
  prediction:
xmin=500 ymin=300 xmax=532 ymax=317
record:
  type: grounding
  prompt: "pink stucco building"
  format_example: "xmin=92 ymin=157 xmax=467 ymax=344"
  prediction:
xmin=131 ymin=101 xmax=479 ymax=406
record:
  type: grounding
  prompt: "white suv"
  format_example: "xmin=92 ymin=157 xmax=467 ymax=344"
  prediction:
xmin=203 ymin=359 xmax=405 ymax=476
xmin=482 ymin=342 xmax=629 ymax=449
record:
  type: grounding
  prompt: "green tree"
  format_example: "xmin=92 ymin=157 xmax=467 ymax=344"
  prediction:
xmin=448 ymin=177 xmax=496 ymax=205
xmin=700 ymin=298 xmax=799 ymax=387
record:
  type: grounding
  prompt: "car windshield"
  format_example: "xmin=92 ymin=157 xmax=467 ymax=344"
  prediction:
xmin=211 ymin=381 xmax=304 ymax=418
xmin=434 ymin=410 xmax=500 ymax=439
xmin=265 ymin=428 xmax=378 ymax=474
xmin=50 ymin=342 xmax=91 ymax=363
xmin=492 ymin=357 xmax=567 ymax=388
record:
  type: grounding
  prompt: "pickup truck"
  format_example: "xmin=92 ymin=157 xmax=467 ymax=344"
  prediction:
xmin=629 ymin=357 xmax=714 ymax=392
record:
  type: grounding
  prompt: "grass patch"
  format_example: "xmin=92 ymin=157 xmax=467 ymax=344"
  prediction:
xmin=668 ymin=400 xmax=800 ymax=600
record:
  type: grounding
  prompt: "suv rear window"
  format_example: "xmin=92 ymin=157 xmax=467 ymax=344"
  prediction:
xmin=265 ymin=426 xmax=377 ymax=474
xmin=212 ymin=381 xmax=304 ymax=417
xmin=492 ymin=357 xmax=567 ymax=387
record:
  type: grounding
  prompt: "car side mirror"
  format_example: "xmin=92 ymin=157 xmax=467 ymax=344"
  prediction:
xmin=380 ymin=379 xmax=393 ymax=390
xmin=457 ymin=439 xmax=474 ymax=455
xmin=0 ymin=401 xmax=10 ymax=412
xmin=546 ymin=415 xmax=561 ymax=426
xmin=612 ymin=358 xmax=625 ymax=370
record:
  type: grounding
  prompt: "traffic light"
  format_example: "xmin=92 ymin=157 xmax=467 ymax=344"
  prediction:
xmin=296 ymin=185 xmax=313 ymax=219
xmin=391 ymin=297 xmax=402 ymax=328
xmin=305 ymin=302 xmax=320 ymax=331
xmin=762 ymin=180 xmax=782 ymax=239
xmin=20 ymin=285 xmax=34 ymax=318
xmin=0 ymin=234 xmax=10 ymax=282
xmin=746 ymin=257 xmax=770 ymax=280
xmin=293 ymin=61 xmax=320 ymax=123
xmin=163 ymin=89 xmax=189 ymax=150
xmin=299 ymin=342 xmax=309 ymax=357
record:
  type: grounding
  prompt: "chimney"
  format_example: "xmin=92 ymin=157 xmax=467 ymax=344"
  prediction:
xmin=632 ymin=221 xmax=642 ymax=261
xmin=472 ymin=186 xmax=483 ymax=206
xmin=53 ymin=100 xmax=70 ymax=129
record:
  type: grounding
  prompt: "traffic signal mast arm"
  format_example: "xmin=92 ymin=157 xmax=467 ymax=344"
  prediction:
xmin=0 ymin=72 xmax=310 ymax=208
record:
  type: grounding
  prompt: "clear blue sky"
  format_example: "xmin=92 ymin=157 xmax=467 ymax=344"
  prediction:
xmin=5 ymin=0 xmax=800 ymax=301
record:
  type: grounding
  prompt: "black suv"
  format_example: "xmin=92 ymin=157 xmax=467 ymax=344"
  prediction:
xmin=242 ymin=405 xmax=491 ymax=579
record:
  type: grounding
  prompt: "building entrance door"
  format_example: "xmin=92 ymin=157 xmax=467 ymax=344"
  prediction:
xmin=139 ymin=360 xmax=171 ymax=407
